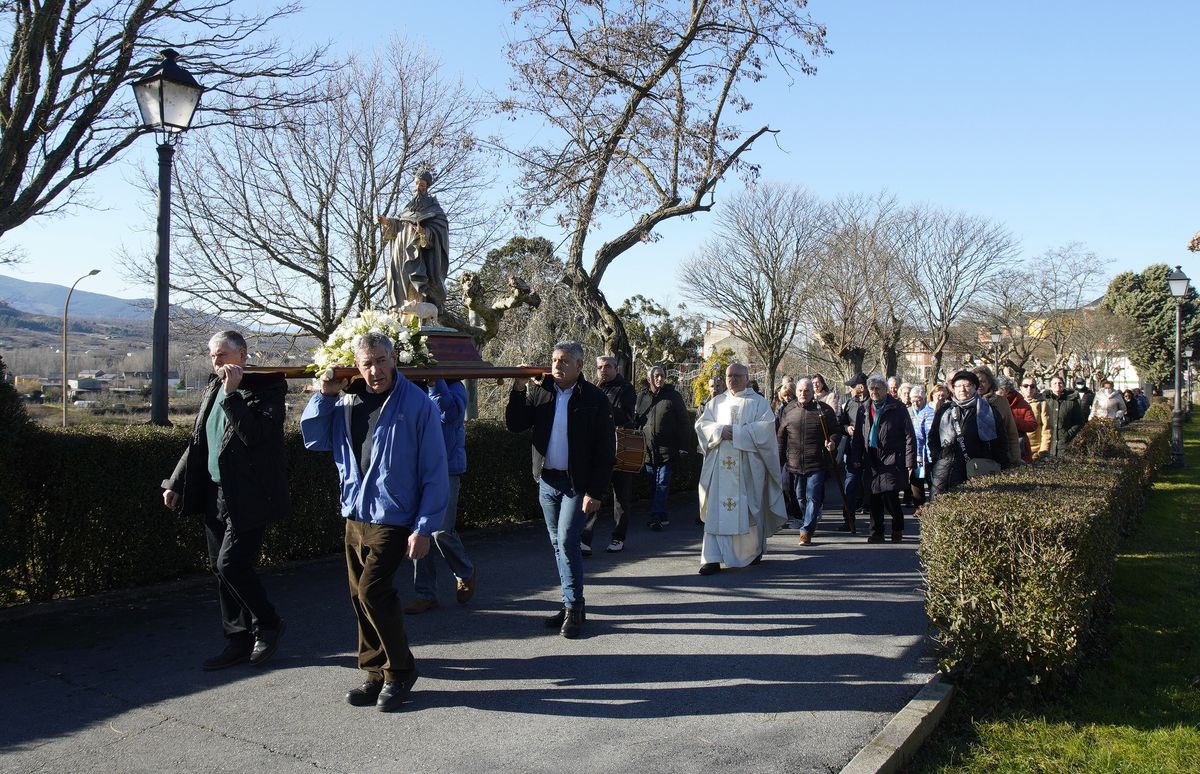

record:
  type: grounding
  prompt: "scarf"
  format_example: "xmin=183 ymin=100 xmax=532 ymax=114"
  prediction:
xmin=868 ymin=397 xmax=888 ymax=449
xmin=941 ymin=394 xmax=997 ymax=445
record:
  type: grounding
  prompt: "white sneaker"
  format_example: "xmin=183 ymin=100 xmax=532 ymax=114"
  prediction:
xmin=606 ymin=539 xmax=624 ymax=553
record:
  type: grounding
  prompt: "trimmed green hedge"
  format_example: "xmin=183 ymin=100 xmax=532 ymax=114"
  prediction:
xmin=919 ymin=417 xmax=1173 ymax=690
xmin=1 ymin=416 xmax=702 ymax=606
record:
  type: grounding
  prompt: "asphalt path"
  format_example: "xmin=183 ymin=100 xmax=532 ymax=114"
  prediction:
xmin=1 ymin=495 xmax=932 ymax=774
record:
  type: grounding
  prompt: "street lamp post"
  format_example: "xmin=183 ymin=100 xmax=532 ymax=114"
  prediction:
xmin=1167 ymin=265 xmax=1190 ymax=466
xmin=990 ymin=326 xmax=1002 ymax=370
xmin=62 ymin=269 xmax=101 ymax=427
xmin=131 ymin=49 xmax=203 ymax=426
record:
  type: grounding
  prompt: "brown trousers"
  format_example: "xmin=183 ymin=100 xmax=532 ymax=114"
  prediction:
xmin=345 ymin=519 xmax=416 ymax=682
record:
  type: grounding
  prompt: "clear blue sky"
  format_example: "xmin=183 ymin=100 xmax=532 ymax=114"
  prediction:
xmin=5 ymin=1 xmax=1198 ymax=309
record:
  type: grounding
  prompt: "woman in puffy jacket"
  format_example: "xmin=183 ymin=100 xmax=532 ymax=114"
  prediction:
xmin=1091 ymin=379 xmax=1128 ymax=423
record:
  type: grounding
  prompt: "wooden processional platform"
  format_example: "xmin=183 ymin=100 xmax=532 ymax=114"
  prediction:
xmin=246 ymin=330 xmax=547 ymax=382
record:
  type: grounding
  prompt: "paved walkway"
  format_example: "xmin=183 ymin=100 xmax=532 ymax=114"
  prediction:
xmin=1 ymin=499 xmax=932 ymax=774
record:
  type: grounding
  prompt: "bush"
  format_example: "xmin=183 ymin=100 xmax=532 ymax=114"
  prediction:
xmin=1 ymin=415 xmax=703 ymax=606
xmin=919 ymin=417 xmax=1173 ymax=691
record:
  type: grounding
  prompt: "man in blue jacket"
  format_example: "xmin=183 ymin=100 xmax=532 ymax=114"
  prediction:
xmin=405 ymin=379 xmax=477 ymax=613
xmin=301 ymin=331 xmax=448 ymax=712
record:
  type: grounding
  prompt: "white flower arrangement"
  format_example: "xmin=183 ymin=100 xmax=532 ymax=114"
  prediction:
xmin=309 ymin=309 xmax=437 ymax=372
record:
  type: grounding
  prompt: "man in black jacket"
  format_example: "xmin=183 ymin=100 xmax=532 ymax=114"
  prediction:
xmin=162 ymin=330 xmax=290 ymax=670
xmin=506 ymin=341 xmax=615 ymax=639
xmin=582 ymin=356 xmax=637 ymax=554
xmin=776 ymin=378 xmax=842 ymax=544
xmin=634 ymin=365 xmax=690 ymax=532
xmin=836 ymin=372 xmax=869 ymax=530
xmin=1043 ymin=375 xmax=1087 ymax=457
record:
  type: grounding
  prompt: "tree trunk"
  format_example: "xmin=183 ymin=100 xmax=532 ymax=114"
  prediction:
xmin=881 ymin=345 xmax=899 ymax=378
xmin=843 ymin=348 xmax=866 ymax=377
xmin=565 ymin=270 xmax=631 ymax=369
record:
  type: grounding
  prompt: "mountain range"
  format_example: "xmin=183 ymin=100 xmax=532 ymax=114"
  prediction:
xmin=0 ymin=274 xmax=153 ymax=320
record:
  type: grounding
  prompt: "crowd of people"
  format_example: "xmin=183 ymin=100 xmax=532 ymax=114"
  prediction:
xmin=767 ymin=366 xmax=1152 ymax=543
xmin=162 ymin=328 xmax=1150 ymax=710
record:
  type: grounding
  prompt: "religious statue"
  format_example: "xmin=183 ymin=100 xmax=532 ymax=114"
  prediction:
xmin=378 ymin=170 xmax=450 ymax=326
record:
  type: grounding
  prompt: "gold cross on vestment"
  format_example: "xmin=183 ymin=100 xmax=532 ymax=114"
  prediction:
xmin=721 ymin=455 xmax=736 ymax=470
xmin=723 ymin=497 xmax=737 ymax=511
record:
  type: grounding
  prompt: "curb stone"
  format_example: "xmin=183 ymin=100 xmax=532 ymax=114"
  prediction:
xmin=840 ymin=672 xmax=955 ymax=774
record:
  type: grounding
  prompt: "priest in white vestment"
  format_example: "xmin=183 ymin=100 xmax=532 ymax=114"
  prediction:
xmin=694 ymin=362 xmax=787 ymax=574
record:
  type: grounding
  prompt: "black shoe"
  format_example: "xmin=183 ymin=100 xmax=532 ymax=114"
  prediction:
xmin=750 ymin=554 xmax=763 ymax=565
xmin=698 ymin=562 xmax=721 ymax=576
xmin=376 ymin=672 xmax=419 ymax=712
xmin=560 ymin=605 xmax=585 ymax=639
xmin=867 ymin=532 xmax=885 ymax=544
xmin=345 ymin=679 xmax=384 ymax=706
xmin=202 ymin=639 xmax=252 ymax=671
xmin=544 ymin=608 xmax=566 ymax=628
xmin=581 ymin=542 xmax=592 ymax=557
xmin=649 ymin=521 xmax=663 ymax=532
xmin=836 ymin=521 xmax=851 ymax=532
xmin=250 ymin=619 xmax=285 ymax=666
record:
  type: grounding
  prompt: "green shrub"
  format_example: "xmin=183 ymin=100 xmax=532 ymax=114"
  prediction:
xmin=919 ymin=418 xmax=1173 ymax=691
xmin=1144 ymin=399 xmax=1174 ymax=422
xmin=1 ymin=414 xmax=703 ymax=606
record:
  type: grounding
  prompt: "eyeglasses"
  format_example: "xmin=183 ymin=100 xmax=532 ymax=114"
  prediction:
xmin=1021 ymin=383 xmax=1034 ymax=388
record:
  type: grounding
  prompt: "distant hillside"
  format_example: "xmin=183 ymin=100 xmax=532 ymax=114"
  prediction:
xmin=0 ymin=274 xmax=153 ymax=320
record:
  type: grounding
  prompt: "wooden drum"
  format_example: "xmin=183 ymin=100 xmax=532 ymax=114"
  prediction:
xmin=614 ymin=428 xmax=645 ymax=473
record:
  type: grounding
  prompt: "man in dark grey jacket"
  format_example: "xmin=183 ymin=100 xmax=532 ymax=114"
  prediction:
xmin=634 ymin=365 xmax=690 ymax=532
xmin=583 ymin=356 xmax=637 ymax=554
xmin=162 ymin=330 xmax=289 ymax=671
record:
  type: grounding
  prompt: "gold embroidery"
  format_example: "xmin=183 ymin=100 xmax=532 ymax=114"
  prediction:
xmin=721 ymin=455 xmax=736 ymax=470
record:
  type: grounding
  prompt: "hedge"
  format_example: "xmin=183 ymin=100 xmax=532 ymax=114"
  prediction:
xmin=919 ymin=416 xmax=1174 ymax=691
xmin=0 ymin=414 xmax=701 ymax=606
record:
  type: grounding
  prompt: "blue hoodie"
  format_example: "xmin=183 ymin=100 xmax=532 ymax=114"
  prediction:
xmin=428 ymin=379 xmax=468 ymax=476
xmin=300 ymin=370 xmax=447 ymax=535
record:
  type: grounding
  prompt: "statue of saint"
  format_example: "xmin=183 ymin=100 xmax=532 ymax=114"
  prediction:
xmin=378 ymin=170 xmax=449 ymax=325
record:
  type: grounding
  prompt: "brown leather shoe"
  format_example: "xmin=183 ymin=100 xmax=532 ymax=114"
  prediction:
xmin=798 ymin=531 xmax=811 ymax=545
xmin=404 ymin=597 xmax=439 ymax=615
xmin=456 ymin=570 xmax=477 ymax=605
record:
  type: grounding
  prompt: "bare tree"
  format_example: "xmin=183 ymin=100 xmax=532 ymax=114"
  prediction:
xmin=497 ymin=0 xmax=830 ymax=366
xmin=1024 ymin=243 xmax=1107 ymax=377
xmin=127 ymin=45 xmax=497 ymax=339
xmin=810 ymin=221 xmax=872 ymax=378
xmin=827 ymin=192 xmax=910 ymax=376
xmin=974 ymin=266 xmax=1041 ymax=378
xmin=0 ymin=1 xmax=328 ymax=240
xmin=678 ymin=183 xmax=823 ymax=398
xmin=898 ymin=206 xmax=1017 ymax=382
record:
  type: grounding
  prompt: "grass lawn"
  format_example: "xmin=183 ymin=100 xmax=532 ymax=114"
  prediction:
xmin=909 ymin=423 xmax=1200 ymax=773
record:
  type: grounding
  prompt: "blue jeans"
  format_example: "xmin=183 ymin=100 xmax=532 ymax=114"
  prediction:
xmin=538 ymin=470 xmax=586 ymax=608
xmin=793 ymin=470 xmax=827 ymax=534
xmin=645 ymin=462 xmax=673 ymax=522
xmin=413 ymin=476 xmax=474 ymax=601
